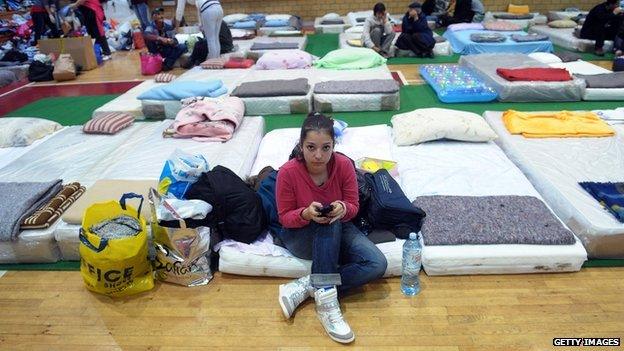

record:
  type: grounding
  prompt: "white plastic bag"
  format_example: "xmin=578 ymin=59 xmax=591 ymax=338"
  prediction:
xmin=158 ymin=149 xmax=209 ymax=199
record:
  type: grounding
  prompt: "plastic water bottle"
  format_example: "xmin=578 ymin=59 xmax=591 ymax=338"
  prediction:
xmin=401 ymin=232 xmax=422 ymax=296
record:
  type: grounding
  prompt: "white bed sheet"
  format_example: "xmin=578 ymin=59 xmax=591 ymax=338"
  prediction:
xmin=484 ymin=111 xmax=624 ymax=258
xmin=93 ymin=80 xmax=163 ymax=119
xmin=391 ymin=140 xmax=587 ymax=275
xmin=314 ymin=17 xmax=350 ymax=34
xmin=0 ymin=127 xmax=67 ymax=171
xmin=528 ymin=25 xmax=613 ymax=53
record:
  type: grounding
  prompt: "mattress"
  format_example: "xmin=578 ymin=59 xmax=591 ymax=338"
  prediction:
xmin=547 ymin=10 xmax=588 ymax=21
xmin=484 ymin=111 xmax=624 ymax=259
xmin=314 ymin=16 xmax=350 ymax=34
xmin=338 ymin=32 xmax=453 ymax=57
xmin=0 ymin=123 xmax=155 ymax=184
xmin=93 ymin=80 xmax=163 ymax=119
xmin=391 ymin=139 xmax=587 ymax=275
xmin=0 ymin=224 xmax=61 ymax=263
xmin=141 ymin=68 xmax=250 ymax=120
xmin=483 ymin=12 xmax=548 ymax=28
xmin=221 ymin=124 xmax=404 ymax=278
xmin=547 ymin=60 xmax=624 ymax=101
xmin=528 ymin=25 xmax=613 ymax=53
xmin=312 ymin=66 xmax=399 ymax=112
xmin=444 ymin=29 xmax=554 ymax=55
xmin=246 ymin=36 xmax=308 ymax=60
xmin=0 ymin=127 xmax=67 ymax=171
xmin=459 ymin=53 xmax=584 ymax=102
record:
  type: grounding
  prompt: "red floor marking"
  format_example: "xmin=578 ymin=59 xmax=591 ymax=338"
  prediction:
xmin=0 ymin=80 xmax=143 ymax=116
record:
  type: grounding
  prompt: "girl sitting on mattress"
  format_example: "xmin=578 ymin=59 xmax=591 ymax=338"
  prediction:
xmin=276 ymin=112 xmax=387 ymax=344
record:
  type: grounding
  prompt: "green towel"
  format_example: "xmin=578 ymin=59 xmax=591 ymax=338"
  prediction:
xmin=314 ymin=48 xmax=387 ymax=70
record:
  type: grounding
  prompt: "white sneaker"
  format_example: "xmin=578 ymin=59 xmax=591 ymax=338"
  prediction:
xmin=314 ymin=287 xmax=355 ymax=344
xmin=278 ymin=275 xmax=312 ymax=319
xmin=102 ymin=55 xmax=112 ymax=61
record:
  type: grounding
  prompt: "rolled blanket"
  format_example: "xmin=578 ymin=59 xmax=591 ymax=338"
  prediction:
xmin=579 ymin=182 xmax=624 ymax=223
xmin=496 ymin=67 xmax=571 ymax=81
xmin=21 ymin=182 xmax=85 ymax=230
xmin=0 ymin=179 xmax=63 ymax=241
xmin=576 ymin=72 xmax=624 ymax=89
xmin=168 ymin=97 xmax=245 ymax=142
xmin=314 ymin=79 xmax=399 ymax=94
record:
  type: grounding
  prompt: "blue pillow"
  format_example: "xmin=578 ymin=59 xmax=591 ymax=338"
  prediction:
xmin=233 ymin=20 xmax=257 ymax=29
xmin=264 ymin=19 xmax=290 ymax=27
xmin=137 ymin=80 xmax=225 ymax=100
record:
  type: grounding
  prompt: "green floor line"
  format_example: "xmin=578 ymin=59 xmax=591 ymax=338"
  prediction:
xmin=5 ymin=95 xmax=119 ymax=126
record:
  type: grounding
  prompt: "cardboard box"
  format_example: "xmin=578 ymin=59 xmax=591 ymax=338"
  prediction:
xmin=38 ymin=36 xmax=97 ymax=71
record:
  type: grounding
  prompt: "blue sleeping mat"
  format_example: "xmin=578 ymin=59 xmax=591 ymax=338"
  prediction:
xmin=443 ymin=29 xmax=554 ymax=55
xmin=420 ymin=64 xmax=498 ymax=103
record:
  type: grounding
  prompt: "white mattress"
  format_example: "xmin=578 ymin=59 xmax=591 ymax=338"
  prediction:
xmin=484 ymin=111 xmax=624 ymax=259
xmin=548 ymin=60 xmax=624 ymax=101
xmin=246 ymin=36 xmax=308 ymax=59
xmin=93 ymin=80 xmax=163 ymax=119
xmin=338 ymin=32 xmax=453 ymax=57
xmin=221 ymin=124 xmax=403 ymax=278
xmin=529 ymin=25 xmax=613 ymax=53
xmin=257 ymin=26 xmax=297 ymax=35
xmin=0 ymin=224 xmax=61 ymax=263
xmin=314 ymin=17 xmax=350 ymax=34
xmin=141 ymin=68 xmax=251 ymax=119
xmin=0 ymin=127 xmax=67 ymax=171
xmin=391 ymin=140 xmax=587 ymax=275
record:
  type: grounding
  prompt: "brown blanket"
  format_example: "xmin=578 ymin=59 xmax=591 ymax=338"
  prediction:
xmin=21 ymin=183 xmax=85 ymax=230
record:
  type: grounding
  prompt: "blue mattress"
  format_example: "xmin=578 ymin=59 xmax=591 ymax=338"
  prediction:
xmin=443 ymin=29 xmax=553 ymax=55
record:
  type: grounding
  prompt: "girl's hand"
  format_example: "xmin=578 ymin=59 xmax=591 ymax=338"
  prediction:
xmin=303 ymin=202 xmax=330 ymax=224
xmin=328 ymin=201 xmax=346 ymax=224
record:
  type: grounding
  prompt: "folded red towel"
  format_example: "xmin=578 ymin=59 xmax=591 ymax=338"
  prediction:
xmin=496 ymin=68 xmax=572 ymax=82
xmin=223 ymin=58 xmax=255 ymax=69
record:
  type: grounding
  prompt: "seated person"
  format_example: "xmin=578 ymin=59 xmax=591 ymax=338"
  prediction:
xmin=182 ymin=21 xmax=234 ymax=68
xmin=422 ymin=0 xmax=450 ymax=17
xmin=362 ymin=2 xmax=396 ymax=58
xmin=143 ymin=7 xmax=188 ymax=71
xmin=437 ymin=0 xmax=483 ymax=27
xmin=396 ymin=2 xmax=436 ymax=58
xmin=580 ymin=0 xmax=624 ymax=56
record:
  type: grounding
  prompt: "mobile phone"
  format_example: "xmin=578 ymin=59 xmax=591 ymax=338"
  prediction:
xmin=317 ymin=204 xmax=334 ymax=217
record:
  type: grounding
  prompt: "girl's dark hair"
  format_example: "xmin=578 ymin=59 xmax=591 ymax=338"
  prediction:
xmin=374 ymin=2 xmax=386 ymax=15
xmin=289 ymin=112 xmax=335 ymax=161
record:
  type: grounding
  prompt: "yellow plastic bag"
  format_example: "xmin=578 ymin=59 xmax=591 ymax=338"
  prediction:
xmin=79 ymin=193 xmax=154 ymax=297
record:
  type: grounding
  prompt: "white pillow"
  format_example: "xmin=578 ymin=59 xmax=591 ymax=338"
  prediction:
xmin=322 ymin=13 xmax=341 ymax=20
xmin=528 ymin=52 xmax=563 ymax=64
xmin=391 ymin=108 xmax=497 ymax=145
xmin=266 ymin=14 xmax=292 ymax=21
xmin=0 ymin=117 xmax=62 ymax=148
xmin=223 ymin=13 xmax=248 ymax=24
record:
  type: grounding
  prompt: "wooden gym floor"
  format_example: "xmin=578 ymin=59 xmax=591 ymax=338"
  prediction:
xmin=1 ymin=49 xmax=623 ymax=351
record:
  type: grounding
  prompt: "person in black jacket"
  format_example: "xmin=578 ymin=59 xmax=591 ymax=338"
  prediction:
xmin=437 ymin=0 xmax=477 ymax=27
xmin=580 ymin=0 xmax=623 ymax=56
xmin=181 ymin=21 xmax=234 ymax=68
xmin=396 ymin=2 xmax=436 ymax=57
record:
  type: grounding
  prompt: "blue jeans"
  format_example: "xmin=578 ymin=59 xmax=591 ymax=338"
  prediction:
xmin=147 ymin=42 xmax=188 ymax=69
xmin=279 ymin=221 xmax=387 ymax=292
xmin=133 ymin=3 xmax=150 ymax=31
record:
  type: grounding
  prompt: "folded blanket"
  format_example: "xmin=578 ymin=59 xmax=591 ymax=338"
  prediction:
xmin=579 ymin=182 xmax=624 ymax=223
xmin=483 ymin=21 xmax=522 ymax=31
xmin=0 ymin=179 xmax=62 ymax=241
xmin=415 ymin=195 xmax=576 ymax=246
xmin=166 ymin=97 xmax=245 ymax=142
xmin=448 ymin=23 xmax=484 ymax=32
xmin=200 ymin=57 xmax=227 ymax=69
xmin=21 ymin=183 xmax=85 ymax=230
xmin=268 ymin=30 xmax=304 ymax=37
xmin=264 ymin=19 xmax=290 ymax=27
xmin=494 ymin=13 xmax=534 ymax=20
xmin=321 ymin=19 xmax=345 ymax=25
xmin=232 ymin=20 xmax=258 ymax=29
xmin=223 ymin=58 xmax=255 ymax=69
xmin=231 ymin=78 xmax=310 ymax=97
xmin=496 ymin=68 xmax=572 ymax=81
xmin=576 ymin=72 xmax=624 ymax=89
xmin=502 ymin=110 xmax=615 ymax=138
xmin=511 ymin=33 xmax=549 ymax=42
xmin=314 ymin=79 xmax=399 ymax=94
xmin=137 ymin=80 xmax=226 ymax=100
xmin=470 ymin=32 xmax=507 ymax=43
xmin=250 ymin=42 xmax=300 ymax=50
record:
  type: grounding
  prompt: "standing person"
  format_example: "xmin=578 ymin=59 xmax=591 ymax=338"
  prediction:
xmin=70 ymin=0 xmax=112 ymax=60
xmin=437 ymin=0 xmax=478 ymax=26
xmin=131 ymin=0 xmax=150 ymax=30
xmin=396 ymin=2 xmax=436 ymax=58
xmin=196 ymin=0 xmax=223 ymax=59
xmin=362 ymin=2 xmax=396 ymax=58
xmin=31 ymin=0 xmax=61 ymax=45
xmin=580 ymin=0 xmax=624 ymax=56
xmin=276 ymin=113 xmax=387 ymax=344
xmin=143 ymin=8 xmax=187 ymax=71
xmin=422 ymin=0 xmax=450 ymax=16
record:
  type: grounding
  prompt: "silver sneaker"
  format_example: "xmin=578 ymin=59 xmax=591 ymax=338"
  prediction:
xmin=278 ymin=275 xmax=312 ymax=319
xmin=314 ymin=287 xmax=355 ymax=344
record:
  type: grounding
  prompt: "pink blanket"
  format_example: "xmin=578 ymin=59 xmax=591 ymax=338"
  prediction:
xmin=169 ymin=97 xmax=245 ymax=142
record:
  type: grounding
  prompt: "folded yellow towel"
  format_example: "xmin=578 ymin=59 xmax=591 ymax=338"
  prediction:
xmin=503 ymin=110 xmax=616 ymax=138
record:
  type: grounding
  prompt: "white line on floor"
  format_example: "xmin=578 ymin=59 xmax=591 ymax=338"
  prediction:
xmin=0 ymin=271 xmax=6 ymax=279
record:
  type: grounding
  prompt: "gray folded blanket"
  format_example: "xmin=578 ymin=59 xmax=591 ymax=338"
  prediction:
xmin=414 ymin=195 xmax=576 ymax=246
xmin=576 ymin=72 xmax=624 ymax=88
xmin=314 ymin=79 xmax=399 ymax=94
xmin=250 ymin=42 xmax=300 ymax=50
xmin=0 ymin=179 xmax=63 ymax=241
xmin=470 ymin=32 xmax=507 ymax=43
xmin=511 ymin=33 xmax=549 ymax=42
xmin=232 ymin=78 xmax=310 ymax=97
xmin=321 ymin=19 xmax=345 ymax=25
xmin=494 ymin=13 xmax=534 ymax=20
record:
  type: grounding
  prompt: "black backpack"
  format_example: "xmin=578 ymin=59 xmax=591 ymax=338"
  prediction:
xmin=184 ymin=165 xmax=267 ymax=244
xmin=28 ymin=61 xmax=54 ymax=82
xmin=364 ymin=169 xmax=426 ymax=238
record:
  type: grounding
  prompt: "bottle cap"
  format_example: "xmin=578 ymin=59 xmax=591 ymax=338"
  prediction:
xmin=409 ymin=232 xmax=417 ymax=240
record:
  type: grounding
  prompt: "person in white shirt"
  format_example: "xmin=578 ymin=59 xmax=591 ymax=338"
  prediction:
xmin=174 ymin=0 xmax=223 ymax=59
xmin=361 ymin=2 xmax=396 ymax=58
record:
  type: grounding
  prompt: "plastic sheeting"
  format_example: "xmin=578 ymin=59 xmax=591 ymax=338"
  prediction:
xmin=459 ymin=53 xmax=584 ymax=102
xmin=444 ymin=29 xmax=554 ymax=55
xmin=0 ymin=224 xmax=61 ymax=263
xmin=485 ymin=111 xmax=624 ymax=258
xmin=0 ymin=127 xmax=66 ymax=171
xmin=545 ymin=60 xmax=624 ymax=100
xmin=314 ymin=17 xmax=350 ymax=34
xmin=390 ymin=139 xmax=587 ymax=275
xmin=528 ymin=25 xmax=613 ymax=53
